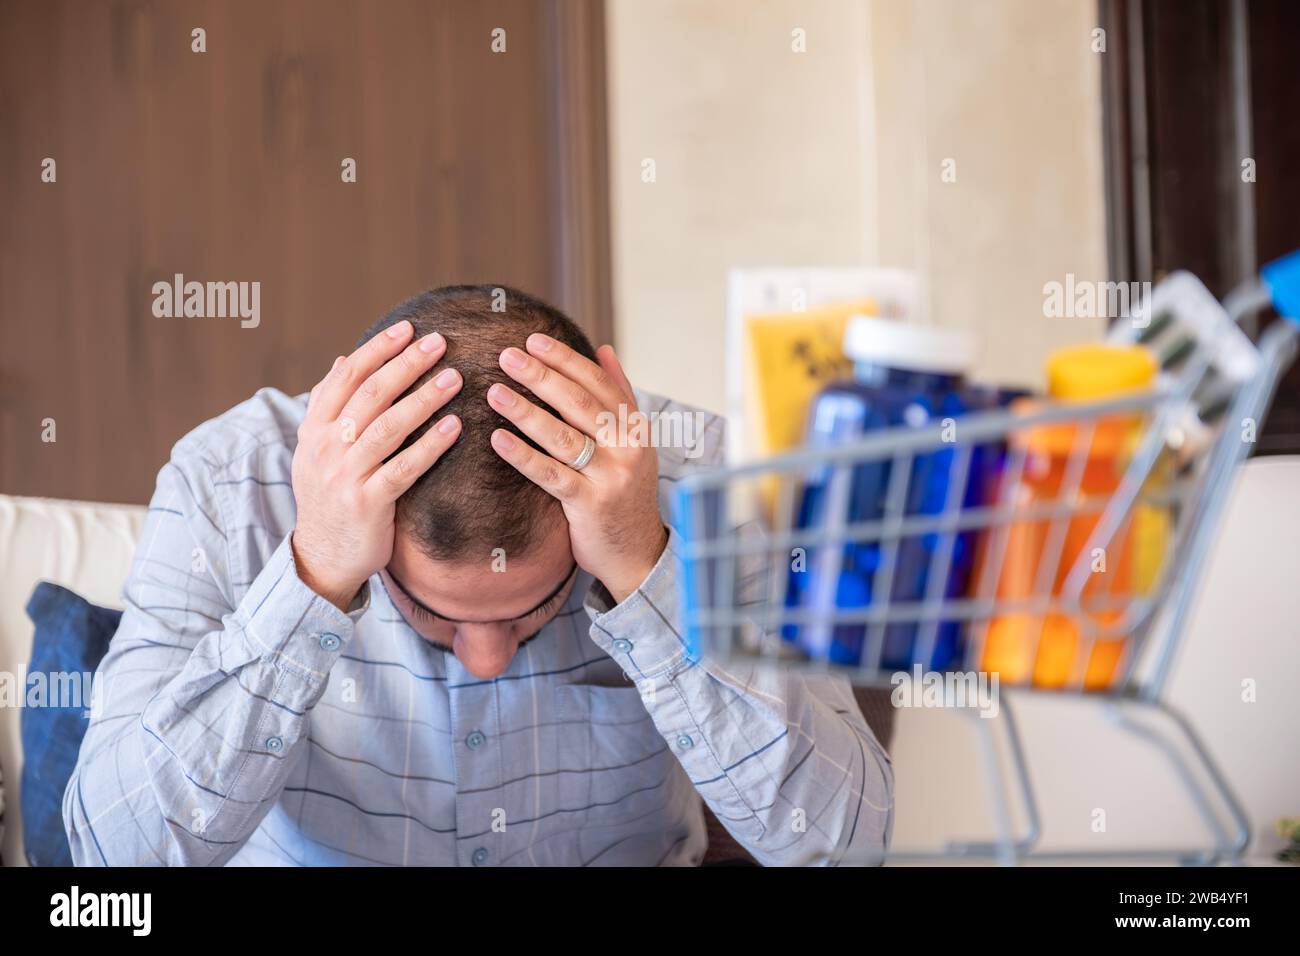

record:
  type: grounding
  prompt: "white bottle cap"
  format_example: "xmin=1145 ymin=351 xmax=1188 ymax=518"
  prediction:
xmin=843 ymin=315 xmax=976 ymax=375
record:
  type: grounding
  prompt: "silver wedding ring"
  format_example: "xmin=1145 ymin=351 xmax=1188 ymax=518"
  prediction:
xmin=569 ymin=435 xmax=596 ymax=471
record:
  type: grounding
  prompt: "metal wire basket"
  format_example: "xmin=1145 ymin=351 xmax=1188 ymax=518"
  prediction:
xmin=673 ymin=256 xmax=1300 ymax=864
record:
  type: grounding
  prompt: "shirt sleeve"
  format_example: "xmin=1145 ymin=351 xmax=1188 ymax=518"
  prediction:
xmin=582 ymin=524 xmax=895 ymax=866
xmin=63 ymin=452 xmax=369 ymax=867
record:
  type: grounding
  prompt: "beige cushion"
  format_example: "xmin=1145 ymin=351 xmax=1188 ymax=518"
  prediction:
xmin=0 ymin=495 xmax=145 ymax=867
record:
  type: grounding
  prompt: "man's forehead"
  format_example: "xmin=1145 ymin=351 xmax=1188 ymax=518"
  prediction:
xmin=387 ymin=523 xmax=574 ymax=619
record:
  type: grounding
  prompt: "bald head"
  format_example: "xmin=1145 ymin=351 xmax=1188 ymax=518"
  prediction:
xmin=357 ymin=285 xmax=597 ymax=562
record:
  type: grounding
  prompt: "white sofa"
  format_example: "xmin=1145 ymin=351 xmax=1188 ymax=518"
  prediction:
xmin=2 ymin=458 xmax=1298 ymax=865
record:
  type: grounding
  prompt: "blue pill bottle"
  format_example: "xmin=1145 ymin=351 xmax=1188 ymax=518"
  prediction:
xmin=783 ymin=317 xmax=1004 ymax=671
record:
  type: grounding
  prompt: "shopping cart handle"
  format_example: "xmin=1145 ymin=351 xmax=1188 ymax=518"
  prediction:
xmin=1262 ymin=249 xmax=1300 ymax=323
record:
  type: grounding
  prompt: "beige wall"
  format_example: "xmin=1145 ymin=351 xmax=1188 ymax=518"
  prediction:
xmin=605 ymin=0 xmax=1107 ymax=412
xmin=871 ymin=0 xmax=1109 ymax=388
xmin=605 ymin=0 xmax=878 ymax=413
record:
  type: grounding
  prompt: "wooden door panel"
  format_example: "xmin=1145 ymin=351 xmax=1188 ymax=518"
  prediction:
xmin=0 ymin=0 xmax=611 ymax=503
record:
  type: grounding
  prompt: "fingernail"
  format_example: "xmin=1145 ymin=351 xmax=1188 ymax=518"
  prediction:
xmin=418 ymin=331 xmax=444 ymax=353
xmin=387 ymin=320 xmax=412 ymax=339
xmin=434 ymin=367 xmax=460 ymax=388
xmin=492 ymin=430 xmax=516 ymax=450
xmin=501 ymin=347 xmax=527 ymax=370
xmin=437 ymin=415 xmax=460 ymax=435
xmin=488 ymin=383 xmax=515 ymax=407
xmin=527 ymin=333 xmax=554 ymax=353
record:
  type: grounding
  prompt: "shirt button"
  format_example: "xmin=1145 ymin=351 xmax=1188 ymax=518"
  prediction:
xmin=319 ymin=633 xmax=341 ymax=652
xmin=676 ymin=734 xmax=694 ymax=751
xmin=612 ymin=638 xmax=633 ymax=653
xmin=266 ymin=736 xmax=284 ymax=753
xmin=466 ymin=730 xmax=487 ymax=750
xmin=472 ymin=847 xmax=489 ymax=866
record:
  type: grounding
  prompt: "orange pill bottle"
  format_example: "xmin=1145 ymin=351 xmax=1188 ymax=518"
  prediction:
xmin=978 ymin=344 xmax=1165 ymax=690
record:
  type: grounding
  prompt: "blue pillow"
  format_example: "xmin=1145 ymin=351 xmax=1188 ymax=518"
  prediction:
xmin=22 ymin=582 xmax=121 ymax=866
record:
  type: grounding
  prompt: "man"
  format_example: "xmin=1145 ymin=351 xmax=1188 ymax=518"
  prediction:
xmin=65 ymin=286 xmax=893 ymax=866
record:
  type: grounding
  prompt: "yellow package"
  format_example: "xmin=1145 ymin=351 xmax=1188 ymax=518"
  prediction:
xmin=743 ymin=299 xmax=877 ymax=459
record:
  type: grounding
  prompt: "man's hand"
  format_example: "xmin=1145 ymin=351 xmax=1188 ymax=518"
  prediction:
xmin=487 ymin=334 xmax=668 ymax=604
xmin=291 ymin=319 xmax=463 ymax=611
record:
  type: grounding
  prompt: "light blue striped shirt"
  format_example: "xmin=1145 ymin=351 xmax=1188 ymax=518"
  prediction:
xmin=64 ymin=387 xmax=893 ymax=866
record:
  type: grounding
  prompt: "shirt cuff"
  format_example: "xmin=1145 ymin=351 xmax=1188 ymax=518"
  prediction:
xmin=235 ymin=533 xmax=368 ymax=686
xmin=582 ymin=525 xmax=697 ymax=681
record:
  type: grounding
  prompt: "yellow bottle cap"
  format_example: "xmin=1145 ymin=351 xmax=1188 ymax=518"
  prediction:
xmin=1046 ymin=343 xmax=1158 ymax=400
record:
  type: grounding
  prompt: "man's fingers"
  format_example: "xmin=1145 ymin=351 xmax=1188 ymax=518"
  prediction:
xmin=523 ymin=334 xmax=628 ymax=410
xmin=307 ymin=319 xmax=416 ymax=424
xmin=489 ymin=428 xmax=587 ymax=503
xmin=498 ymin=346 xmax=607 ymax=437
xmin=367 ymin=414 xmax=462 ymax=499
xmin=596 ymin=344 xmax=637 ymax=405
xmin=337 ymin=331 xmax=446 ymax=437
xmin=307 ymin=361 xmax=340 ymax=413
xmin=486 ymin=383 xmax=598 ymax=470
xmin=351 ymin=368 xmax=462 ymax=471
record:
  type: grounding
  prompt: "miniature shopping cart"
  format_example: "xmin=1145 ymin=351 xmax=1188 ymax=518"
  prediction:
xmin=672 ymin=253 xmax=1300 ymax=865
